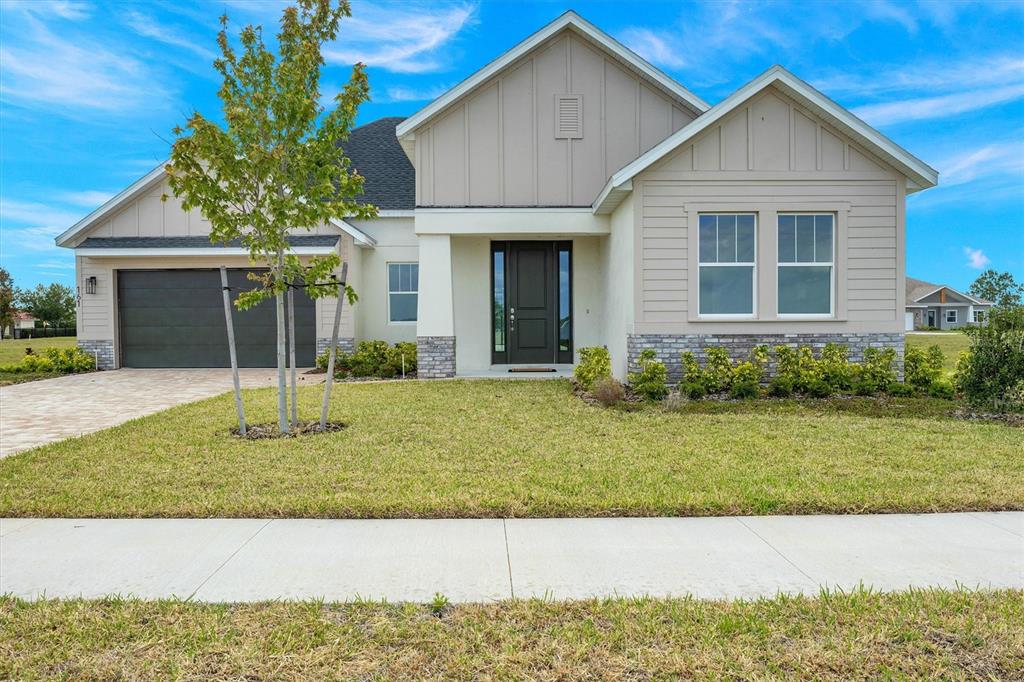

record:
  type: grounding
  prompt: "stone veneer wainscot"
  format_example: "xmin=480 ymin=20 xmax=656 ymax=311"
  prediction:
xmin=417 ymin=336 xmax=456 ymax=378
xmin=77 ymin=339 xmax=115 ymax=370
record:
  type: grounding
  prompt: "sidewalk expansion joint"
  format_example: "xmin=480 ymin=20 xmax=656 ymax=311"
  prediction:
xmin=502 ymin=519 xmax=515 ymax=599
xmin=735 ymin=517 xmax=819 ymax=587
xmin=187 ymin=519 xmax=272 ymax=601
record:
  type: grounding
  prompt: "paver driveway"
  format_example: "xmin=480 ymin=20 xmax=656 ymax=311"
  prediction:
xmin=0 ymin=369 xmax=323 ymax=457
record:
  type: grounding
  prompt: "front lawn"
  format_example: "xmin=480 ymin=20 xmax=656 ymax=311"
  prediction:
xmin=0 ymin=380 xmax=1020 ymax=518
xmin=2 ymin=590 xmax=1021 ymax=680
xmin=906 ymin=331 xmax=971 ymax=373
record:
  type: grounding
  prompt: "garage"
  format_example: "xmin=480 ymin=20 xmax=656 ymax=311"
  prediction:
xmin=117 ymin=269 xmax=315 ymax=368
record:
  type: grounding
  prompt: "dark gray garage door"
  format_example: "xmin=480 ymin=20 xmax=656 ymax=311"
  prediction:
xmin=118 ymin=269 xmax=315 ymax=368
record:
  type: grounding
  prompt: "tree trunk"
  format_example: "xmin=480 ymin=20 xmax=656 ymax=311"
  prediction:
xmin=275 ymin=254 xmax=289 ymax=433
xmin=287 ymin=283 xmax=298 ymax=428
xmin=220 ymin=267 xmax=246 ymax=436
xmin=320 ymin=262 xmax=348 ymax=429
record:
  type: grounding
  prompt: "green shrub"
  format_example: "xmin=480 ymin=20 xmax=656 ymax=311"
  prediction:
xmin=729 ymin=346 xmax=768 ymax=400
xmin=574 ymin=346 xmax=611 ymax=390
xmin=766 ymin=376 xmax=794 ymax=397
xmin=805 ymin=378 xmax=832 ymax=398
xmin=591 ymin=376 xmax=625 ymax=407
xmin=704 ymin=347 xmax=734 ymax=393
xmin=887 ymin=382 xmax=916 ymax=397
xmin=681 ymin=352 xmax=705 ymax=389
xmin=955 ymin=306 xmax=1024 ymax=412
xmin=315 ymin=340 xmax=417 ymax=378
xmin=388 ymin=342 xmax=418 ymax=375
xmin=774 ymin=345 xmax=820 ymax=392
xmin=819 ymin=343 xmax=853 ymax=391
xmin=927 ymin=379 xmax=956 ymax=400
xmin=680 ymin=381 xmax=707 ymax=400
xmin=904 ymin=344 xmax=944 ymax=389
xmin=629 ymin=349 xmax=669 ymax=401
xmin=0 ymin=346 xmax=95 ymax=375
xmin=853 ymin=347 xmax=897 ymax=394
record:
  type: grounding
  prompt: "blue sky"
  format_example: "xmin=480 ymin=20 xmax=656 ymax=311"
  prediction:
xmin=1 ymin=0 xmax=1022 ymax=291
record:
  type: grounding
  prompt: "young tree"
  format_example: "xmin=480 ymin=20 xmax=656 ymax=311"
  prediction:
xmin=0 ymin=268 xmax=14 ymax=339
xmin=17 ymin=283 xmax=75 ymax=329
xmin=969 ymin=269 xmax=1024 ymax=308
xmin=167 ymin=0 xmax=372 ymax=433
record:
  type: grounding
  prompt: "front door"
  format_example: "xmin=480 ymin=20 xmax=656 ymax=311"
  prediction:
xmin=927 ymin=309 xmax=936 ymax=328
xmin=492 ymin=241 xmax=572 ymax=365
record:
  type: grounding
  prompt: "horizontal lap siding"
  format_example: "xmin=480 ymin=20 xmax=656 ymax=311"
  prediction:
xmin=639 ymin=180 xmax=898 ymax=323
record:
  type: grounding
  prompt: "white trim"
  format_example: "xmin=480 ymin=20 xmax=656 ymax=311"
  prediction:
xmin=776 ymin=212 xmax=835 ymax=318
xmin=945 ymin=309 xmax=958 ymax=324
xmin=377 ymin=210 xmax=416 ymax=217
xmin=910 ymin=284 xmax=986 ymax=305
xmin=395 ymin=11 xmax=708 ymax=139
xmin=74 ymin=247 xmax=337 ymax=257
xmin=593 ymin=65 xmax=939 ymax=214
xmin=56 ymin=163 xmax=167 ymax=247
xmin=415 ymin=207 xmax=594 ymax=214
xmin=329 ymin=218 xmax=377 ymax=247
xmin=386 ymin=261 xmax=419 ymax=324
xmin=696 ymin=212 xmax=758 ymax=319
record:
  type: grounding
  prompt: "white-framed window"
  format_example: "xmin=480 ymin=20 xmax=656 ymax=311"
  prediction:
xmin=973 ymin=310 xmax=985 ymax=323
xmin=698 ymin=213 xmax=757 ymax=316
xmin=387 ymin=262 xmax=418 ymax=323
xmin=946 ymin=309 xmax=958 ymax=323
xmin=777 ymin=213 xmax=834 ymax=316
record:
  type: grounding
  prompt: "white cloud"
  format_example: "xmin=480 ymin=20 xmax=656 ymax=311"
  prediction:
xmin=323 ymin=2 xmax=477 ymax=73
xmin=964 ymin=247 xmax=991 ymax=270
xmin=123 ymin=10 xmax=217 ymax=61
xmin=1 ymin=225 xmax=65 ymax=253
xmin=814 ymin=56 xmax=1024 ymax=99
xmin=619 ymin=27 xmax=687 ymax=70
xmin=378 ymin=83 xmax=451 ymax=103
xmin=0 ymin=17 xmax=172 ymax=113
xmin=852 ymin=83 xmax=1024 ymax=126
xmin=938 ymin=140 xmax=1024 ymax=188
xmin=862 ymin=0 xmax=918 ymax=34
xmin=58 ymin=190 xmax=115 ymax=208
xmin=0 ymin=199 xmax=82 ymax=229
xmin=4 ymin=0 xmax=93 ymax=21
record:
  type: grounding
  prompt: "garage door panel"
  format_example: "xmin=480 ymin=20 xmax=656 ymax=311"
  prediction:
xmin=118 ymin=269 xmax=315 ymax=368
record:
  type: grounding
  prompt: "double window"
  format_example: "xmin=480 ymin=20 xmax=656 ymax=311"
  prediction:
xmin=946 ymin=309 xmax=958 ymax=324
xmin=973 ymin=310 xmax=985 ymax=323
xmin=777 ymin=214 xmax=834 ymax=316
xmin=387 ymin=263 xmax=418 ymax=323
xmin=698 ymin=214 xmax=756 ymax=316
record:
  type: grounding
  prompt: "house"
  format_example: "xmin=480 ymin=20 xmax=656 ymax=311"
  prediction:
xmin=56 ymin=11 xmax=937 ymax=378
xmin=905 ymin=277 xmax=991 ymax=330
xmin=13 ymin=312 xmax=36 ymax=330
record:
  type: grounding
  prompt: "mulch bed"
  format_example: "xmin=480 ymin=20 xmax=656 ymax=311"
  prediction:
xmin=303 ymin=369 xmax=417 ymax=382
xmin=231 ymin=421 xmax=347 ymax=439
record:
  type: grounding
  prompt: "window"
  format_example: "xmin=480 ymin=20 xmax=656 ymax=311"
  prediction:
xmin=698 ymin=214 xmax=756 ymax=316
xmin=387 ymin=263 xmax=418 ymax=322
xmin=558 ymin=247 xmax=571 ymax=353
xmin=492 ymin=250 xmax=505 ymax=353
xmin=973 ymin=310 xmax=985 ymax=323
xmin=946 ymin=309 xmax=958 ymax=323
xmin=777 ymin=214 xmax=834 ymax=316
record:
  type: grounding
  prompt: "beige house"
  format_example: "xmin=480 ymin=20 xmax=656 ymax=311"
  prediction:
xmin=57 ymin=11 xmax=937 ymax=378
xmin=905 ymin=277 xmax=992 ymax=330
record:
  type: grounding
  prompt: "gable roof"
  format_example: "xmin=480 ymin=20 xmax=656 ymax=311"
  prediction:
xmin=55 ymin=117 xmax=418 ymax=249
xmin=906 ymin=276 xmax=991 ymax=305
xmin=593 ymin=65 xmax=940 ymax=213
xmin=394 ymin=10 xmax=709 ymax=140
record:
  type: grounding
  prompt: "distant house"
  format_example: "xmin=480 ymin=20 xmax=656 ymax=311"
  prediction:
xmin=14 ymin=312 xmax=36 ymax=330
xmin=906 ymin=277 xmax=992 ymax=330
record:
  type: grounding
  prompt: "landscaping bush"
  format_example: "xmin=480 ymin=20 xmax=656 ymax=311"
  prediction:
xmin=680 ymin=381 xmax=707 ymax=400
xmin=955 ymin=306 xmax=1024 ymax=412
xmin=729 ymin=346 xmax=768 ymax=400
xmin=681 ymin=352 xmax=706 ymax=391
xmin=629 ymin=349 xmax=669 ymax=401
xmin=904 ymin=344 xmax=945 ymax=390
xmin=704 ymin=347 xmax=734 ymax=393
xmin=590 ymin=376 xmax=625 ymax=407
xmin=887 ymin=382 xmax=916 ymax=397
xmin=774 ymin=345 xmax=821 ymax=392
xmin=315 ymin=340 xmax=417 ymax=378
xmin=819 ymin=343 xmax=853 ymax=392
xmin=850 ymin=347 xmax=897 ymax=395
xmin=766 ymin=376 xmax=794 ymax=398
xmin=574 ymin=346 xmax=611 ymax=390
xmin=928 ymin=379 xmax=956 ymax=400
xmin=0 ymin=346 xmax=95 ymax=375
xmin=804 ymin=378 xmax=832 ymax=399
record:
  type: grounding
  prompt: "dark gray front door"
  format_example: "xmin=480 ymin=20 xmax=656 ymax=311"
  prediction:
xmin=118 ymin=269 xmax=315 ymax=368
xmin=508 ymin=242 xmax=557 ymax=364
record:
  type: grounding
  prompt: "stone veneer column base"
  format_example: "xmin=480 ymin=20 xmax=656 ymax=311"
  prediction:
xmin=78 ymin=339 xmax=115 ymax=370
xmin=627 ymin=332 xmax=905 ymax=380
xmin=417 ymin=336 xmax=456 ymax=378
xmin=316 ymin=337 xmax=355 ymax=356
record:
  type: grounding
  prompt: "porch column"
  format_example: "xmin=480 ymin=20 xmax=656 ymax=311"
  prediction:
xmin=416 ymin=234 xmax=456 ymax=378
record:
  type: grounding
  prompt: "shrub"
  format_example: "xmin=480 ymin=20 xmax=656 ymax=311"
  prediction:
xmin=819 ymin=343 xmax=853 ymax=391
xmin=629 ymin=349 xmax=669 ymax=401
xmin=704 ymin=347 xmax=734 ymax=393
xmin=774 ymin=345 xmax=821 ymax=393
xmin=681 ymin=352 xmax=705 ymax=389
xmin=927 ymin=379 xmax=956 ymax=400
xmin=904 ymin=345 xmax=944 ymax=390
xmin=0 ymin=346 xmax=94 ymax=375
xmin=388 ymin=342 xmax=418 ymax=375
xmin=680 ymin=381 xmax=707 ymax=400
xmin=315 ymin=340 xmax=417 ymax=378
xmin=729 ymin=346 xmax=767 ymax=400
xmin=766 ymin=376 xmax=794 ymax=398
xmin=854 ymin=347 xmax=897 ymax=394
xmin=887 ymin=382 xmax=916 ymax=397
xmin=804 ymin=378 xmax=832 ymax=399
xmin=955 ymin=306 xmax=1024 ymax=412
xmin=591 ymin=376 xmax=625 ymax=407
xmin=574 ymin=346 xmax=611 ymax=390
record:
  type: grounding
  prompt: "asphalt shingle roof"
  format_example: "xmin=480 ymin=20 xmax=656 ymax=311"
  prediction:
xmin=77 ymin=236 xmax=339 ymax=248
xmin=342 ymin=116 xmax=414 ymax=210
xmin=906 ymin=276 xmax=992 ymax=305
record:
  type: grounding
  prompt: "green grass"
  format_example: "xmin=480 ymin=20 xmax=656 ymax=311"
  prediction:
xmin=906 ymin=331 xmax=972 ymax=373
xmin=0 ymin=336 xmax=76 ymax=364
xmin=2 ymin=590 xmax=1021 ymax=680
xmin=1 ymin=380 xmax=1020 ymax=518
xmin=0 ymin=337 xmax=78 ymax=386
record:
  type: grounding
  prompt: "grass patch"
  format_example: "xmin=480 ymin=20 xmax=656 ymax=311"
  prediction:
xmin=906 ymin=331 xmax=971 ymax=373
xmin=0 ymin=336 xmax=76 ymax=364
xmin=0 ymin=380 xmax=1020 ymax=518
xmin=1 ymin=589 xmax=1021 ymax=680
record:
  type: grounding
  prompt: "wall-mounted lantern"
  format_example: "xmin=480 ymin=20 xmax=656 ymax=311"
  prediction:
xmin=85 ymin=276 xmax=97 ymax=295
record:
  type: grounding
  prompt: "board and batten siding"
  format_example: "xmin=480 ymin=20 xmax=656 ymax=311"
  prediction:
xmin=413 ymin=30 xmax=697 ymax=207
xmin=634 ymin=87 xmax=905 ymax=335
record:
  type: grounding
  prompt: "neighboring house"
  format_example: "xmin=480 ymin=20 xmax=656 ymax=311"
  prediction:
xmin=13 ymin=312 xmax=36 ymax=330
xmin=905 ymin=277 xmax=992 ymax=330
xmin=56 ymin=11 xmax=937 ymax=378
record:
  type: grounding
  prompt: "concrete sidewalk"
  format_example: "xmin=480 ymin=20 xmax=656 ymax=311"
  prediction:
xmin=2 ymin=513 xmax=1021 ymax=603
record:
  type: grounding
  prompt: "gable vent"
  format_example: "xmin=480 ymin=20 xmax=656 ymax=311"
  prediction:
xmin=554 ymin=94 xmax=583 ymax=139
